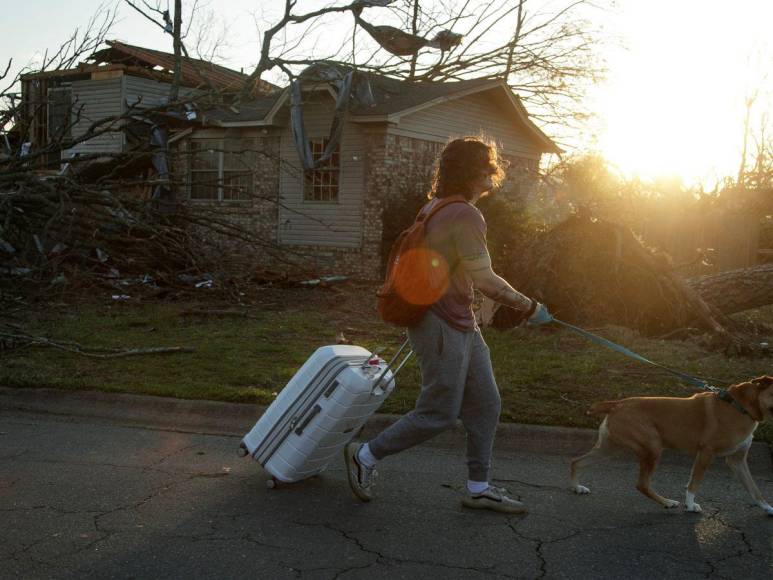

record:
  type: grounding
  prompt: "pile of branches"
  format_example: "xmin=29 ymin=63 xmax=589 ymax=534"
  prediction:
xmin=492 ymin=214 xmax=771 ymax=354
xmin=0 ymin=166 xmax=304 ymax=300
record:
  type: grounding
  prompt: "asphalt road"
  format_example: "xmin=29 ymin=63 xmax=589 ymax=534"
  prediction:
xmin=1 ymin=393 xmax=772 ymax=579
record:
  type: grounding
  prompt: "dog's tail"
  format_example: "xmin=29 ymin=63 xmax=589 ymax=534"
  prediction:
xmin=587 ymin=400 xmax=620 ymax=416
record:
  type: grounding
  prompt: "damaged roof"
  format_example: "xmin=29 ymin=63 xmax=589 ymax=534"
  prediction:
xmin=348 ymin=73 xmax=498 ymax=116
xmin=202 ymin=97 xmax=280 ymax=124
xmin=205 ymin=65 xmax=560 ymax=154
xmin=89 ymin=40 xmax=278 ymax=94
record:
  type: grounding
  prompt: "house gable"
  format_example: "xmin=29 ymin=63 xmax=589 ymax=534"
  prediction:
xmin=350 ymin=81 xmax=560 ymax=156
xmin=385 ymin=87 xmax=548 ymax=158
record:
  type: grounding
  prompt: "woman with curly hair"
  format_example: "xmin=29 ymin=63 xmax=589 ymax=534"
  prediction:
xmin=345 ymin=136 xmax=552 ymax=514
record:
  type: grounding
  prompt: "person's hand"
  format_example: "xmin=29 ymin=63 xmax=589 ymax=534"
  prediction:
xmin=527 ymin=302 xmax=553 ymax=326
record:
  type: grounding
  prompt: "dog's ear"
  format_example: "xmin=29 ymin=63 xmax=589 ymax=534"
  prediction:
xmin=729 ymin=381 xmax=764 ymax=421
xmin=751 ymin=375 xmax=773 ymax=388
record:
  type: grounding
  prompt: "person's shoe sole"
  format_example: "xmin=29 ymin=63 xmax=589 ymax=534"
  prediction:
xmin=343 ymin=442 xmax=372 ymax=502
xmin=461 ymin=497 xmax=528 ymax=515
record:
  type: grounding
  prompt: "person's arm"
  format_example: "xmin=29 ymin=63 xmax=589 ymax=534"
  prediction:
xmin=461 ymin=248 xmax=534 ymax=314
xmin=454 ymin=207 xmax=552 ymax=325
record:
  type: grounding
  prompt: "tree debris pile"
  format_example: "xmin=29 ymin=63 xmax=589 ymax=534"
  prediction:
xmin=0 ymin=171 xmax=307 ymax=299
xmin=491 ymin=215 xmax=759 ymax=349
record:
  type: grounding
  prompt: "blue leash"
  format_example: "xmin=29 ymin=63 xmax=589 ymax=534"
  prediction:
xmin=550 ymin=318 xmax=720 ymax=393
xmin=547 ymin=318 xmax=750 ymax=415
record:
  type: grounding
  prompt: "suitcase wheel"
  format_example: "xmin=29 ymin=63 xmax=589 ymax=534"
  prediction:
xmin=237 ymin=443 xmax=248 ymax=458
xmin=266 ymin=477 xmax=278 ymax=489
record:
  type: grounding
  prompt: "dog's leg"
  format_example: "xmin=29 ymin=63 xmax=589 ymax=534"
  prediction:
xmin=635 ymin=449 xmax=679 ymax=508
xmin=725 ymin=446 xmax=773 ymax=516
xmin=685 ymin=448 xmax=715 ymax=513
xmin=570 ymin=418 xmax=616 ymax=494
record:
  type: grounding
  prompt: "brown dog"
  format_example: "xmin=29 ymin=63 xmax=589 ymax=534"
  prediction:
xmin=570 ymin=376 xmax=773 ymax=515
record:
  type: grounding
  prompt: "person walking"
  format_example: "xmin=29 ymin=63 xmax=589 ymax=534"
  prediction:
xmin=344 ymin=136 xmax=553 ymax=514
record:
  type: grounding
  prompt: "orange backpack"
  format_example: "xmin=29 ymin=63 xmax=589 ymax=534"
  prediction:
xmin=377 ymin=196 xmax=468 ymax=327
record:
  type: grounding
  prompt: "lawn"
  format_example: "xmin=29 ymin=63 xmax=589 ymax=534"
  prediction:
xmin=2 ymin=281 xmax=772 ymax=442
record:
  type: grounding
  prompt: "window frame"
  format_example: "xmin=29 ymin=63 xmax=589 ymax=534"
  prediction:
xmin=188 ymin=137 xmax=256 ymax=202
xmin=303 ymin=138 xmax=341 ymax=203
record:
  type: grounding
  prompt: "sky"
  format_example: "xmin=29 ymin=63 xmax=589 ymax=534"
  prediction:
xmin=588 ymin=0 xmax=773 ymax=187
xmin=2 ymin=0 xmax=772 ymax=187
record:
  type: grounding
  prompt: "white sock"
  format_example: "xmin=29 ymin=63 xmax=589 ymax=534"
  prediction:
xmin=467 ymin=480 xmax=489 ymax=494
xmin=357 ymin=443 xmax=378 ymax=468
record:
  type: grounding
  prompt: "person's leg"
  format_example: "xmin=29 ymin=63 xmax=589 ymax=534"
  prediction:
xmin=367 ymin=311 xmax=473 ymax=459
xmin=458 ymin=330 xmax=501 ymax=483
xmin=458 ymin=330 xmax=526 ymax=514
xmin=345 ymin=312 xmax=473 ymax=501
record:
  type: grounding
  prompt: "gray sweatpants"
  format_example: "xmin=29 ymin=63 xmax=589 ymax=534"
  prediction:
xmin=368 ymin=310 xmax=501 ymax=482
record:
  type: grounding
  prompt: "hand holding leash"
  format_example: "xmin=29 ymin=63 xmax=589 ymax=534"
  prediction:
xmin=527 ymin=302 xmax=553 ymax=326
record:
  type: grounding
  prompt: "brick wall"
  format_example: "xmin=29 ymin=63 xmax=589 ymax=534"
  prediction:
xmin=173 ymin=133 xmax=284 ymax=273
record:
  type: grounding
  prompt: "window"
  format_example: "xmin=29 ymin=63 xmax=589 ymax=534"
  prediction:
xmin=47 ymin=86 xmax=72 ymax=142
xmin=190 ymin=139 xmax=219 ymax=200
xmin=303 ymin=139 xmax=340 ymax=202
xmin=189 ymin=138 xmax=255 ymax=201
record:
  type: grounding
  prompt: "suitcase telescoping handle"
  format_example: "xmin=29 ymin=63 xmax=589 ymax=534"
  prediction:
xmin=371 ymin=338 xmax=413 ymax=393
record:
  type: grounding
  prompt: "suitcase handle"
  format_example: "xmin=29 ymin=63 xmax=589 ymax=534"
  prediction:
xmin=371 ymin=338 xmax=413 ymax=393
xmin=295 ymin=404 xmax=322 ymax=435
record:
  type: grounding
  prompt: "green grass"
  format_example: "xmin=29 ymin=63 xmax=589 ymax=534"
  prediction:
xmin=2 ymin=286 xmax=772 ymax=442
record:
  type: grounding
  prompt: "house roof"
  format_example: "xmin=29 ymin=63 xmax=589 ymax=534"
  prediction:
xmin=348 ymin=74 xmax=497 ymax=116
xmin=89 ymin=40 xmax=277 ymax=94
xmin=205 ymin=66 xmax=560 ymax=154
xmin=202 ymin=97 xmax=280 ymax=124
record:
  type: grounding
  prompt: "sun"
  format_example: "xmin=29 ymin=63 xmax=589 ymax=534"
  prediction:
xmin=589 ymin=0 xmax=772 ymax=187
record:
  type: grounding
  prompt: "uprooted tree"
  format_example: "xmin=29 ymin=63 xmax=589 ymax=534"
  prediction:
xmin=490 ymin=212 xmax=772 ymax=353
xmin=492 ymin=130 xmax=773 ymax=352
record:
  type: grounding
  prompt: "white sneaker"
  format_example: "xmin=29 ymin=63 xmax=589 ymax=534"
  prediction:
xmin=461 ymin=485 xmax=527 ymax=514
xmin=344 ymin=442 xmax=377 ymax=502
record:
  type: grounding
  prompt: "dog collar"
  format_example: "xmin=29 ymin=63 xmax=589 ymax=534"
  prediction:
xmin=717 ymin=389 xmax=751 ymax=417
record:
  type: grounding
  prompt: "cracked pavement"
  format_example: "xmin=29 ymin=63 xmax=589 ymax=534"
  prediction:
xmin=0 ymin=409 xmax=771 ymax=579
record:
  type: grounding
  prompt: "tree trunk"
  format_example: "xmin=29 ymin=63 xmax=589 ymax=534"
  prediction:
xmin=170 ymin=0 xmax=183 ymax=101
xmin=686 ymin=263 xmax=773 ymax=315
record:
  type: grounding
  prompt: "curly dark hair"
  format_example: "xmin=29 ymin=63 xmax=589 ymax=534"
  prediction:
xmin=428 ymin=136 xmax=505 ymax=201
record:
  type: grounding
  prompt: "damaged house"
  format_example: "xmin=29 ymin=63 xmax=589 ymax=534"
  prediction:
xmin=173 ymin=62 xmax=560 ymax=279
xmin=19 ymin=40 xmax=275 ymax=167
xmin=20 ymin=42 xmax=559 ymax=280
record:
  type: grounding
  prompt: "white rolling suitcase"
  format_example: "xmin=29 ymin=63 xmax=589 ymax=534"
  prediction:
xmin=239 ymin=340 xmax=412 ymax=487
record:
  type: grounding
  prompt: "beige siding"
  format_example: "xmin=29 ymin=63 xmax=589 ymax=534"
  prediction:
xmin=123 ymin=75 xmax=171 ymax=108
xmin=123 ymin=75 xmax=197 ymax=109
xmin=65 ymin=77 xmax=123 ymax=156
xmin=278 ymin=95 xmax=365 ymax=248
xmin=391 ymin=91 xmax=542 ymax=159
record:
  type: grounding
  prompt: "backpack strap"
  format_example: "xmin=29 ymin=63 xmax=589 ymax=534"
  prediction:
xmin=415 ymin=195 xmax=469 ymax=225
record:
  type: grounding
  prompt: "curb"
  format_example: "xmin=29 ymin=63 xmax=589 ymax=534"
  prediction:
xmin=1 ymin=386 xmax=771 ymax=469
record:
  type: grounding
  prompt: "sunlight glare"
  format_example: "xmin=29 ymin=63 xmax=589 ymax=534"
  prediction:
xmin=591 ymin=0 xmax=772 ymax=186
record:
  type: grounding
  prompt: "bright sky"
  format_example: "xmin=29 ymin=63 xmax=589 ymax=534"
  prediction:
xmin=589 ymin=0 xmax=773 ymax=187
xmin=2 ymin=0 xmax=771 ymax=187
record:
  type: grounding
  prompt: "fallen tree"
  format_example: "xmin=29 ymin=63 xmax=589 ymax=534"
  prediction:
xmin=686 ymin=263 xmax=773 ymax=316
xmin=491 ymin=214 xmax=769 ymax=352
